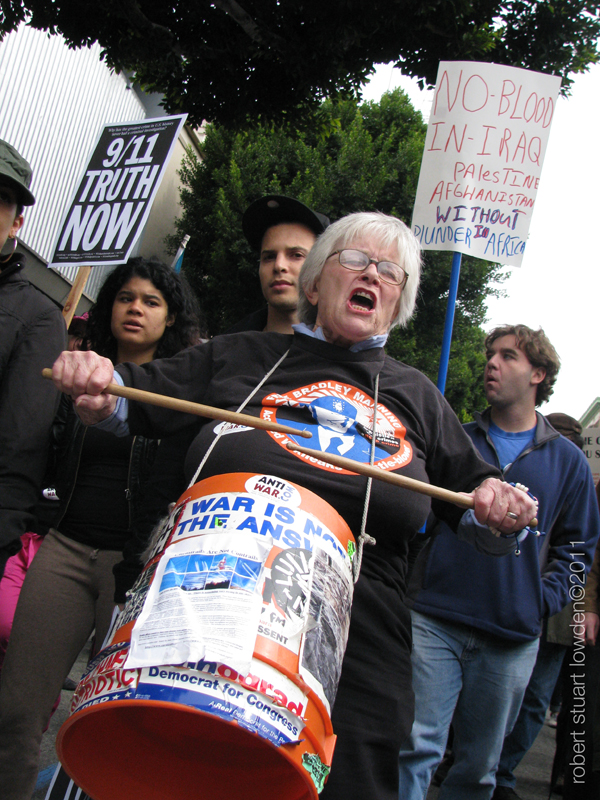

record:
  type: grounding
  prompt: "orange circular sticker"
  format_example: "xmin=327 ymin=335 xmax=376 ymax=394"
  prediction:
xmin=260 ymin=381 xmax=412 ymax=474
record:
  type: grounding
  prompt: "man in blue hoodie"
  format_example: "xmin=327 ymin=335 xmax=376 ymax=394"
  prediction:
xmin=398 ymin=324 xmax=600 ymax=800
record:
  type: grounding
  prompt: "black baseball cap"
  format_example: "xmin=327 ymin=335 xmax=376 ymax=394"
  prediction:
xmin=0 ymin=139 xmax=35 ymax=206
xmin=242 ymin=195 xmax=329 ymax=251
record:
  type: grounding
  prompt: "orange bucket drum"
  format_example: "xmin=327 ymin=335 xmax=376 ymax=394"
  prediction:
xmin=56 ymin=473 xmax=355 ymax=800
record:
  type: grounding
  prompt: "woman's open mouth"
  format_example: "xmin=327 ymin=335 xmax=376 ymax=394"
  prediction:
xmin=349 ymin=289 xmax=376 ymax=312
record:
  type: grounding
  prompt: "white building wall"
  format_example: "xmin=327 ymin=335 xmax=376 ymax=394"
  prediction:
xmin=0 ymin=24 xmax=147 ymax=298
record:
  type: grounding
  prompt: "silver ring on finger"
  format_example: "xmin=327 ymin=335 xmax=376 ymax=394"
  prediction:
xmin=506 ymin=511 xmax=518 ymax=520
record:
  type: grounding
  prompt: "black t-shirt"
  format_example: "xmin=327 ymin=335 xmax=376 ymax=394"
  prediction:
xmin=116 ymin=331 xmax=498 ymax=800
xmin=118 ymin=331 xmax=496 ymax=594
xmin=59 ymin=427 xmax=133 ymax=551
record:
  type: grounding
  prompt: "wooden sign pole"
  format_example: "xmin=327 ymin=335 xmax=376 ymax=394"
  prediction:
xmin=62 ymin=266 xmax=91 ymax=327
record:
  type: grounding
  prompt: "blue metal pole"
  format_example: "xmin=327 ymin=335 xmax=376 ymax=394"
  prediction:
xmin=171 ymin=234 xmax=190 ymax=273
xmin=436 ymin=250 xmax=462 ymax=395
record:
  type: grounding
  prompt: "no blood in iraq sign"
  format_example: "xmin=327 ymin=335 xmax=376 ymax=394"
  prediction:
xmin=50 ymin=114 xmax=187 ymax=268
xmin=411 ymin=62 xmax=561 ymax=266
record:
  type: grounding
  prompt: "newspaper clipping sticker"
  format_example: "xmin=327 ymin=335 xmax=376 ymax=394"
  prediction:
xmin=125 ymin=532 xmax=269 ymax=675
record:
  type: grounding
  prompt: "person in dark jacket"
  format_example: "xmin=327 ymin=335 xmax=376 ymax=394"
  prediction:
xmin=0 ymin=139 xmax=65 ymax=580
xmin=492 ymin=412 xmax=587 ymax=799
xmin=548 ymin=485 xmax=600 ymax=799
xmin=0 ymin=257 xmax=202 ymax=800
xmin=398 ymin=325 xmax=600 ymax=800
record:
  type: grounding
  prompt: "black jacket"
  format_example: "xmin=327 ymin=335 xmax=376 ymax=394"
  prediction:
xmin=48 ymin=395 xmax=175 ymax=602
xmin=0 ymin=253 xmax=66 ymax=577
xmin=50 ymin=395 xmax=159 ymax=533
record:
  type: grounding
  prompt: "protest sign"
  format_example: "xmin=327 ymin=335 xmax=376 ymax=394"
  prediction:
xmin=582 ymin=427 xmax=600 ymax=485
xmin=50 ymin=114 xmax=187 ymax=268
xmin=412 ymin=62 xmax=561 ymax=266
xmin=45 ymin=763 xmax=92 ymax=800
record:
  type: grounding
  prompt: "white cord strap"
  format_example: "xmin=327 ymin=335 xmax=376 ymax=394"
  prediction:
xmin=352 ymin=373 xmax=379 ymax=583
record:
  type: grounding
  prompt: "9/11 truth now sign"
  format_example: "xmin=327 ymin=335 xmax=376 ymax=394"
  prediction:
xmin=50 ymin=114 xmax=186 ymax=268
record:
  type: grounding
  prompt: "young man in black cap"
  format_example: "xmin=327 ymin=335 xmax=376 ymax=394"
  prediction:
xmin=0 ymin=139 xmax=66 ymax=579
xmin=228 ymin=194 xmax=329 ymax=333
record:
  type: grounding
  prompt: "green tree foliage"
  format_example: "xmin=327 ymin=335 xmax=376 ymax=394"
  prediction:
xmin=170 ymin=90 xmax=503 ymax=419
xmin=1 ymin=1 xmax=598 ymax=126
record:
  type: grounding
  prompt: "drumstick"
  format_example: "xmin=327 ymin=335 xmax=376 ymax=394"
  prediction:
xmin=41 ymin=369 xmax=312 ymax=439
xmin=287 ymin=442 xmax=472 ymax=506
xmin=286 ymin=442 xmax=538 ymax=525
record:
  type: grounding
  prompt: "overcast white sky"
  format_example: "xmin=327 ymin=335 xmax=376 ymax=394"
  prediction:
xmin=362 ymin=63 xmax=599 ymax=420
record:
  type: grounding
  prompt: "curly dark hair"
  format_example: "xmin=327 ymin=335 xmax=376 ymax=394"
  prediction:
xmin=485 ymin=324 xmax=561 ymax=406
xmin=85 ymin=257 xmax=205 ymax=363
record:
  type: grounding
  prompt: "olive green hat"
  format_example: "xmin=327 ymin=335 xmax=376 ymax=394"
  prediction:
xmin=0 ymin=139 xmax=35 ymax=206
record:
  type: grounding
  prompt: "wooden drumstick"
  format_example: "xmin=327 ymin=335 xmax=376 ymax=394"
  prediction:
xmin=287 ymin=441 xmax=472 ymax=506
xmin=286 ymin=442 xmax=538 ymax=526
xmin=41 ymin=369 xmax=312 ymax=439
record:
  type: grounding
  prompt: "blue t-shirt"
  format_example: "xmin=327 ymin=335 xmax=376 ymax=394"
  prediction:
xmin=488 ymin=421 xmax=536 ymax=470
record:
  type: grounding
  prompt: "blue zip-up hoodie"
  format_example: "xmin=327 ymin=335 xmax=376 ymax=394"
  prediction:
xmin=407 ymin=409 xmax=600 ymax=642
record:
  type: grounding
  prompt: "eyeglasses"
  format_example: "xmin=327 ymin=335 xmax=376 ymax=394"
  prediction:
xmin=327 ymin=249 xmax=408 ymax=287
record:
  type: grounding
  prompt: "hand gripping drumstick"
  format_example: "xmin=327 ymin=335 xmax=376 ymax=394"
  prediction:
xmin=41 ymin=370 xmax=536 ymax=526
xmin=41 ymin=369 xmax=312 ymax=440
xmin=286 ymin=441 xmax=538 ymax=526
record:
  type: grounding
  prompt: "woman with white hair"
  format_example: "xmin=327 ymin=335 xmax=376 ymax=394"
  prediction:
xmin=298 ymin=210 xmax=420 ymax=333
xmin=49 ymin=212 xmax=536 ymax=800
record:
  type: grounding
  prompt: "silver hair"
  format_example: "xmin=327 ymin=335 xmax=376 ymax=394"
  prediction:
xmin=298 ymin=211 xmax=421 ymax=330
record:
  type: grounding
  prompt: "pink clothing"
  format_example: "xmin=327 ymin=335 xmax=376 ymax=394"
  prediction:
xmin=0 ymin=531 xmax=43 ymax=668
xmin=0 ymin=531 xmax=60 ymax=729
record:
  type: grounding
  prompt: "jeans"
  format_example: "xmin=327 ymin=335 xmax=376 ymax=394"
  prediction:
xmin=397 ymin=610 xmax=539 ymax=800
xmin=496 ymin=637 xmax=567 ymax=789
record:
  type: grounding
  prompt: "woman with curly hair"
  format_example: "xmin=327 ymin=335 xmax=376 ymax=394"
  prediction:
xmin=0 ymin=257 xmax=204 ymax=799
xmin=85 ymin=256 xmax=203 ymax=364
